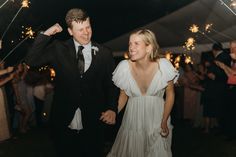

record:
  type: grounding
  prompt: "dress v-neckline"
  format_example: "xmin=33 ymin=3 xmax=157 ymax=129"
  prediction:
xmin=127 ymin=60 xmax=158 ymax=96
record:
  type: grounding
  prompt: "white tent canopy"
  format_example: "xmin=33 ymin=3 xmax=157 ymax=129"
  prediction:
xmin=105 ymin=0 xmax=236 ymax=56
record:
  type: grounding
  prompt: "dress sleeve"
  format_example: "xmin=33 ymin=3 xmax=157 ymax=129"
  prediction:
xmin=158 ymin=58 xmax=179 ymax=89
xmin=112 ymin=60 xmax=130 ymax=91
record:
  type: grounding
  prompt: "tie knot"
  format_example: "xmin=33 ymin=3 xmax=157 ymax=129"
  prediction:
xmin=78 ymin=46 xmax=84 ymax=52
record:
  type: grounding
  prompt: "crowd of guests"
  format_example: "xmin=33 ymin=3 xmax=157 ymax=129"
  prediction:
xmin=177 ymin=41 xmax=236 ymax=141
xmin=0 ymin=61 xmax=54 ymax=142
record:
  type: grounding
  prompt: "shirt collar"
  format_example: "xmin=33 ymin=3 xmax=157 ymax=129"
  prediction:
xmin=73 ymin=39 xmax=91 ymax=52
xmin=214 ymin=50 xmax=223 ymax=58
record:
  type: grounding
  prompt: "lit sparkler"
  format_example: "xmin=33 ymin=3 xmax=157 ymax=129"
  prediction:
xmin=174 ymin=55 xmax=181 ymax=69
xmin=21 ymin=0 xmax=29 ymax=8
xmin=205 ymin=23 xmax=213 ymax=32
xmin=0 ymin=0 xmax=30 ymax=40
xmin=189 ymin=24 xmax=216 ymax=43
xmin=185 ymin=56 xmax=192 ymax=64
xmin=205 ymin=23 xmax=233 ymax=40
xmin=21 ymin=26 xmax=35 ymax=39
xmin=184 ymin=37 xmax=196 ymax=51
xmin=189 ymin=24 xmax=199 ymax=33
xmin=0 ymin=26 xmax=35 ymax=63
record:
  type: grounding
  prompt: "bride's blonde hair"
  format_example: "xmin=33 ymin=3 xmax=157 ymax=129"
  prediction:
xmin=130 ymin=29 xmax=162 ymax=61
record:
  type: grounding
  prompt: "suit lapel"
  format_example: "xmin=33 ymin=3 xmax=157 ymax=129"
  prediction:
xmin=86 ymin=42 xmax=99 ymax=73
xmin=65 ymin=39 xmax=77 ymax=61
xmin=63 ymin=39 xmax=80 ymax=76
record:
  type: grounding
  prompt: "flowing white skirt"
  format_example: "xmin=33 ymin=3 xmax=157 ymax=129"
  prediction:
xmin=107 ymin=96 xmax=172 ymax=157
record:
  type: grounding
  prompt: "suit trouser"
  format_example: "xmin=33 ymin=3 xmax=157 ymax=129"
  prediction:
xmin=53 ymin=126 xmax=105 ymax=157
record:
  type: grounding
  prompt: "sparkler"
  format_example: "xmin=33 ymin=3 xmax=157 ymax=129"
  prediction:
xmin=21 ymin=26 xmax=35 ymax=39
xmin=189 ymin=24 xmax=216 ymax=43
xmin=185 ymin=55 xmax=192 ymax=64
xmin=0 ymin=0 xmax=30 ymax=40
xmin=219 ymin=0 xmax=236 ymax=16
xmin=174 ymin=55 xmax=181 ymax=69
xmin=0 ymin=25 xmax=35 ymax=64
xmin=184 ymin=37 xmax=196 ymax=51
xmin=0 ymin=36 xmax=28 ymax=64
xmin=205 ymin=23 xmax=234 ymax=40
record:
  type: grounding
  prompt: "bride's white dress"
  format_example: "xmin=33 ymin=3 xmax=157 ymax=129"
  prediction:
xmin=107 ymin=58 xmax=179 ymax=157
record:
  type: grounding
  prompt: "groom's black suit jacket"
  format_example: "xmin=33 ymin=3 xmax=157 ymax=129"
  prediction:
xmin=25 ymin=34 xmax=119 ymax=132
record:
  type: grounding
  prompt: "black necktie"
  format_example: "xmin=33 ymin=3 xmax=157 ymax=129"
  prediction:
xmin=77 ymin=46 xmax=84 ymax=75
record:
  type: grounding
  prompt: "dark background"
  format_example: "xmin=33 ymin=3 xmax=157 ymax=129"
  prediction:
xmin=0 ymin=0 xmax=194 ymax=64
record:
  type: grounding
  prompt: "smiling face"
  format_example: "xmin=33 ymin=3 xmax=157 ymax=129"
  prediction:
xmin=128 ymin=34 xmax=151 ymax=61
xmin=67 ymin=18 xmax=92 ymax=45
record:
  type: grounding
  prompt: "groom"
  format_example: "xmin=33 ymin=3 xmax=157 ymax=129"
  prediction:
xmin=25 ymin=8 xmax=119 ymax=157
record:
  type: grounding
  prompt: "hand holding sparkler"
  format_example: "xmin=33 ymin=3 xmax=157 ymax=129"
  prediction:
xmin=44 ymin=23 xmax=63 ymax=36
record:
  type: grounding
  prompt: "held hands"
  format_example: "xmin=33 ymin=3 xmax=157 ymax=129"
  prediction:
xmin=100 ymin=110 xmax=116 ymax=125
xmin=44 ymin=23 xmax=63 ymax=36
xmin=160 ymin=120 xmax=169 ymax=138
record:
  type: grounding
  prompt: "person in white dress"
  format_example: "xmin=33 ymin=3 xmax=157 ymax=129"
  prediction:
xmin=107 ymin=29 xmax=179 ymax=157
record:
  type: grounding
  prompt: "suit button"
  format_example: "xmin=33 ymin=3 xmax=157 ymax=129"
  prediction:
xmin=80 ymin=75 xmax=83 ymax=78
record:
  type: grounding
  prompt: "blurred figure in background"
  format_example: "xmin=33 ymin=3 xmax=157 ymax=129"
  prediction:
xmin=12 ymin=63 xmax=33 ymax=133
xmin=0 ymin=62 xmax=15 ymax=142
xmin=215 ymin=40 xmax=236 ymax=140
xmin=205 ymin=42 xmax=231 ymax=134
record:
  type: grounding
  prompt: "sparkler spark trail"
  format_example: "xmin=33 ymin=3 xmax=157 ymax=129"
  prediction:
xmin=185 ymin=55 xmax=192 ymax=64
xmin=205 ymin=23 xmax=213 ymax=32
xmin=0 ymin=25 xmax=38 ymax=64
xmin=189 ymin=24 xmax=217 ymax=43
xmin=184 ymin=37 xmax=196 ymax=50
xmin=205 ymin=23 xmax=234 ymax=40
xmin=0 ymin=0 xmax=30 ymax=40
xmin=0 ymin=36 xmax=29 ymax=64
xmin=189 ymin=24 xmax=199 ymax=33
xmin=219 ymin=0 xmax=236 ymax=16
xmin=21 ymin=26 xmax=35 ymax=39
